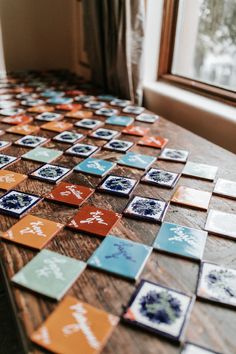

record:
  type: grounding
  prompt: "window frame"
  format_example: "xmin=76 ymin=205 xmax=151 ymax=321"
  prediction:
xmin=158 ymin=0 xmax=236 ymax=106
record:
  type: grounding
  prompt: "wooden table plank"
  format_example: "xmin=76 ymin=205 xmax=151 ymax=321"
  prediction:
xmin=0 ymin=96 xmax=236 ymax=354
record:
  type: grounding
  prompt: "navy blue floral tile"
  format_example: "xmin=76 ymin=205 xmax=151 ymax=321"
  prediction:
xmin=98 ymin=175 xmax=138 ymax=197
xmin=0 ymin=154 xmax=19 ymax=169
xmin=53 ymin=131 xmax=84 ymax=144
xmin=159 ymin=148 xmax=189 ymax=163
xmin=110 ymin=98 xmax=131 ymax=107
xmin=95 ymin=108 xmax=119 ymax=117
xmin=0 ymin=140 xmax=11 ymax=151
xmin=14 ymin=135 xmax=49 ymax=148
xmin=90 ymin=128 xmax=120 ymax=141
xmin=66 ymin=143 xmax=99 ymax=157
xmin=103 ymin=139 xmax=134 ymax=152
xmin=84 ymin=101 xmax=106 ymax=110
xmin=141 ymin=168 xmax=180 ymax=188
xmin=123 ymin=106 xmax=144 ymax=115
xmin=30 ymin=164 xmax=72 ymax=184
xmin=75 ymin=119 xmax=103 ymax=130
xmin=0 ymin=190 xmax=41 ymax=218
xmin=36 ymin=112 xmax=62 ymax=122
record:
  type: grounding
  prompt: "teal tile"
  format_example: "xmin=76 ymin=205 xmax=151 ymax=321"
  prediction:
xmin=12 ymin=249 xmax=86 ymax=300
xmin=106 ymin=115 xmax=134 ymax=126
xmin=118 ymin=152 xmax=156 ymax=170
xmin=88 ymin=235 xmax=152 ymax=280
xmin=153 ymin=222 xmax=207 ymax=260
xmin=22 ymin=147 xmax=63 ymax=163
xmin=74 ymin=157 xmax=115 ymax=176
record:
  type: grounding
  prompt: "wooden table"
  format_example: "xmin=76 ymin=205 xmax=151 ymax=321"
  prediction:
xmin=0 ymin=93 xmax=236 ymax=354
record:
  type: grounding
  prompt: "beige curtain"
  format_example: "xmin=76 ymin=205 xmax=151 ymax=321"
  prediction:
xmin=82 ymin=0 xmax=145 ymax=104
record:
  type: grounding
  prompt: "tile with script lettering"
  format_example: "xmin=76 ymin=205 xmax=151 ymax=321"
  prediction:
xmin=1 ymin=215 xmax=63 ymax=249
xmin=66 ymin=143 xmax=99 ymax=158
xmin=123 ymin=196 xmax=168 ymax=223
xmin=138 ymin=136 xmax=169 ymax=149
xmin=14 ymin=135 xmax=49 ymax=148
xmin=6 ymin=124 xmax=40 ymax=135
xmin=74 ymin=94 xmax=95 ymax=103
xmin=110 ymin=98 xmax=131 ymax=107
xmin=171 ymin=186 xmax=211 ymax=211
xmin=90 ymin=128 xmax=120 ymax=141
xmin=0 ymin=154 xmax=19 ymax=169
xmin=1 ymin=114 xmax=33 ymax=125
xmin=182 ymin=161 xmax=218 ymax=181
xmin=36 ymin=112 xmax=63 ymax=122
xmin=159 ymin=148 xmax=189 ymax=163
xmin=55 ymin=103 xmax=82 ymax=111
xmin=122 ymin=106 xmax=144 ymax=115
xmin=136 ymin=113 xmax=159 ymax=124
xmin=22 ymin=147 xmax=63 ymax=163
xmin=75 ymin=119 xmax=104 ymax=130
xmin=204 ymin=209 xmax=236 ymax=240
xmin=46 ymin=182 xmax=94 ymax=207
xmin=0 ymin=170 xmax=27 ymax=190
xmin=106 ymin=115 xmax=134 ymax=126
xmin=27 ymin=105 xmax=55 ymax=113
xmin=0 ymin=190 xmax=41 ymax=218
xmin=153 ymin=222 xmax=207 ymax=261
xmin=95 ymin=108 xmax=119 ymax=117
xmin=30 ymin=164 xmax=71 ymax=184
xmin=53 ymin=131 xmax=84 ymax=144
xmin=197 ymin=262 xmax=236 ymax=308
xmin=0 ymin=140 xmax=11 ymax=151
xmin=67 ymin=204 xmax=121 ymax=237
xmin=103 ymin=139 xmax=134 ymax=152
xmin=84 ymin=101 xmax=106 ymax=110
xmin=74 ymin=158 xmax=115 ymax=177
xmin=213 ymin=178 xmax=236 ymax=199
xmin=41 ymin=121 xmax=73 ymax=132
xmin=65 ymin=110 xmax=93 ymax=119
xmin=141 ymin=168 xmax=180 ymax=188
xmin=123 ymin=280 xmax=194 ymax=342
xmin=12 ymin=249 xmax=86 ymax=300
xmin=0 ymin=107 xmax=25 ymax=116
xmin=88 ymin=235 xmax=152 ymax=280
xmin=122 ymin=125 xmax=149 ymax=137
xmin=181 ymin=342 xmax=222 ymax=354
xmin=47 ymin=97 xmax=73 ymax=105
xmin=30 ymin=295 xmax=119 ymax=354
xmin=97 ymin=175 xmax=138 ymax=197
xmin=118 ymin=152 xmax=156 ymax=170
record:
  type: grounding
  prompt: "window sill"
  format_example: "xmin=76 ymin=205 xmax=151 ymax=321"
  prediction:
xmin=143 ymin=81 xmax=236 ymax=153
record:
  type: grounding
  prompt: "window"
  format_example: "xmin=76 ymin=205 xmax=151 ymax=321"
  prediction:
xmin=158 ymin=0 xmax=236 ymax=105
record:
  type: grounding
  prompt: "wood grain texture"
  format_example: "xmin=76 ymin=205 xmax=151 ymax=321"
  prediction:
xmin=0 ymin=97 xmax=236 ymax=354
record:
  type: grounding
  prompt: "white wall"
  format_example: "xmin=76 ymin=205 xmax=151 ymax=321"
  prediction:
xmin=0 ymin=0 xmax=76 ymax=72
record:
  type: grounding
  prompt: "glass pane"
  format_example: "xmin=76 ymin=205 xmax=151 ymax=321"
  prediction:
xmin=172 ymin=0 xmax=236 ymax=91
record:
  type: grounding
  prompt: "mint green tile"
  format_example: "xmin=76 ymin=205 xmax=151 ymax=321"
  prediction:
xmin=22 ymin=147 xmax=63 ymax=163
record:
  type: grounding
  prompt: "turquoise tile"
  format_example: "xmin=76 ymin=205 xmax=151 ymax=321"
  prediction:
xmin=153 ymin=222 xmax=207 ymax=260
xmin=22 ymin=147 xmax=63 ymax=163
xmin=74 ymin=157 xmax=115 ymax=176
xmin=118 ymin=152 xmax=156 ymax=170
xmin=106 ymin=115 xmax=134 ymax=126
xmin=88 ymin=235 xmax=152 ymax=280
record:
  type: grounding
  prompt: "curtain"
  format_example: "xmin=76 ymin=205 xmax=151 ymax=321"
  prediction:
xmin=82 ymin=0 xmax=145 ymax=105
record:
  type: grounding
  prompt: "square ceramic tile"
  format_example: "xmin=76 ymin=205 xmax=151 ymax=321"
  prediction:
xmin=95 ymin=108 xmax=119 ymax=116
xmin=136 ymin=113 xmax=159 ymax=123
xmin=118 ymin=152 xmax=156 ymax=170
xmin=30 ymin=164 xmax=71 ymax=184
xmin=75 ymin=118 xmax=103 ymax=130
xmin=0 ymin=101 xmax=18 ymax=109
xmin=0 ymin=170 xmax=27 ymax=190
xmin=31 ymin=295 xmax=119 ymax=354
xmin=197 ymin=262 xmax=236 ymax=308
xmin=182 ymin=161 xmax=218 ymax=181
xmin=41 ymin=90 xmax=65 ymax=98
xmin=0 ymin=140 xmax=11 ymax=150
xmin=12 ymin=249 xmax=86 ymax=300
xmin=41 ymin=121 xmax=73 ymax=132
xmin=171 ymin=186 xmax=211 ymax=211
xmin=74 ymin=158 xmax=115 ymax=177
xmin=90 ymin=128 xmax=120 ymax=140
xmin=47 ymin=97 xmax=73 ymax=105
xmin=27 ymin=105 xmax=55 ymax=113
xmin=138 ymin=136 xmax=168 ymax=149
xmin=67 ymin=204 xmax=121 ymax=237
xmin=21 ymin=98 xmax=45 ymax=107
xmin=0 ymin=154 xmax=19 ymax=169
xmin=159 ymin=148 xmax=189 ymax=163
xmin=66 ymin=143 xmax=99 ymax=157
xmin=36 ymin=112 xmax=62 ymax=122
xmin=122 ymin=125 xmax=149 ymax=137
xmin=88 ymin=235 xmax=152 ymax=280
xmin=124 ymin=196 xmax=168 ymax=223
xmin=53 ymin=131 xmax=84 ymax=144
xmin=55 ymin=103 xmax=82 ymax=111
xmin=74 ymin=94 xmax=95 ymax=103
xmin=97 ymin=175 xmax=138 ymax=197
xmin=141 ymin=168 xmax=180 ymax=188
xmin=106 ymin=115 xmax=134 ymax=126
xmin=110 ymin=98 xmax=131 ymax=107
xmin=45 ymin=182 xmax=94 ymax=207
xmin=1 ymin=114 xmax=33 ymax=125
xmin=123 ymin=280 xmax=194 ymax=342
xmin=6 ymin=124 xmax=39 ymax=135
xmin=84 ymin=101 xmax=105 ymax=110
xmin=65 ymin=110 xmax=93 ymax=119
xmin=153 ymin=222 xmax=207 ymax=260
xmin=1 ymin=215 xmax=63 ymax=249
xmin=122 ymin=106 xmax=144 ymax=115
xmin=22 ymin=147 xmax=63 ymax=163
xmin=103 ymin=139 xmax=134 ymax=152
xmin=0 ymin=107 xmax=25 ymax=116
xmin=0 ymin=190 xmax=41 ymax=218
xmin=213 ymin=178 xmax=236 ymax=199
xmin=14 ymin=135 xmax=49 ymax=148
xmin=181 ymin=342 xmax=220 ymax=354
xmin=204 ymin=209 xmax=236 ymax=240
xmin=97 ymin=94 xmax=117 ymax=101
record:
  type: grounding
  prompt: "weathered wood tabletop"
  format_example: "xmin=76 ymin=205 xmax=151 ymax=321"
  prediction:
xmin=0 ymin=86 xmax=236 ymax=354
